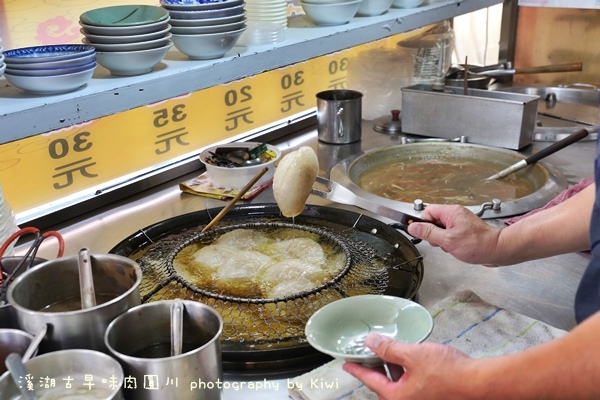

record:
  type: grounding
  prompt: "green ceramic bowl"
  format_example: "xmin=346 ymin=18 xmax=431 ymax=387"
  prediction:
xmin=305 ymin=295 xmax=433 ymax=367
xmin=80 ymin=5 xmax=169 ymax=27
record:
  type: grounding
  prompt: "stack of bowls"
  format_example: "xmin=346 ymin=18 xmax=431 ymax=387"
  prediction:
xmin=357 ymin=0 xmax=394 ymax=16
xmin=299 ymin=0 xmax=363 ymax=26
xmin=0 ymin=39 xmax=5 ymax=78
xmin=2 ymin=44 xmax=96 ymax=95
xmin=79 ymin=5 xmax=173 ymax=76
xmin=160 ymin=0 xmax=247 ymax=60
xmin=245 ymin=0 xmax=288 ymax=29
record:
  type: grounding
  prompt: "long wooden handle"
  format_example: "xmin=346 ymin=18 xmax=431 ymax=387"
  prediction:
xmin=201 ymin=166 xmax=269 ymax=233
xmin=515 ymin=62 xmax=582 ymax=74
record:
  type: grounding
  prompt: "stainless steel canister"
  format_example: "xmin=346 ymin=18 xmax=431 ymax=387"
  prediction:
xmin=104 ymin=300 xmax=224 ymax=400
xmin=7 ymin=253 xmax=142 ymax=353
xmin=316 ymin=89 xmax=363 ymax=144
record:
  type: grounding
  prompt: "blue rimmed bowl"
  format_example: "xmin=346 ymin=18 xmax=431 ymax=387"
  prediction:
xmin=80 ymin=5 xmax=169 ymax=27
xmin=4 ymin=65 xmax=96 ymax=95
xmin=167 ymin=4 xmax=245 ymax=20
xmin=161 ymin=0 xmax=244 ymax=11
xmin=170 ymin=18 xmax=246 ymax=34
xmin=3 ymin=44 xmax=95 ymax=64
xmin=169 ymin=11 xmax=246 ymax=26
xmin=5 ymin=59 xmax=96 ymax=77
xmin=3 ymin=53 xmax=95 ymax=70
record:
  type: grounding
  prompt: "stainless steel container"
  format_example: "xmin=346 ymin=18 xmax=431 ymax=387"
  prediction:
xmin=7 ymin=253 xmax=142 ymax=353
xmin=317 ymin=89 xmax=363 ymax=144
xmin=0 ymin=257 xmax=46 ymax=329
xmin=105 ymin=300 xmax=224 ymax=400
xmin=401 ymin=84 xmax=539 ymax=150
xmin=0 ymin=349 xmax=124 ymax=399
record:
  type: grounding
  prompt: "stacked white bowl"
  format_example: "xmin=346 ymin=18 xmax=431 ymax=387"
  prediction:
xmin=357 ymin=0 xmax=394 ymax=16
xmin=299 ymin=0 xmax=363 ymax=26
xmin=245 ymin=0 xmax=287 ymax=29
xmin=79 ymin=5 xmax=173 ymax=76
xmin=160 ymin=0 xmax=247 ymax=60
xmin=2 ymin=44 xmax=96 ymax=95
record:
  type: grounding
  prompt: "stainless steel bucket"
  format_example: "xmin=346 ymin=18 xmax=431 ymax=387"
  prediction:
xmin=316 ymin=89 xmax=363 ymax=144
xmin=105 ymin=300 xmax=224 ymax=400
xmin=7 ymin=253 xmax=142 ymax=353
xmin=0 ymin=349 xmax=124 ymax=399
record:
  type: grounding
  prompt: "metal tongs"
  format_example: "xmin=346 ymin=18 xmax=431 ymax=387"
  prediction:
xmin=0 ymin=227 xmax=65 ymax=303
xmin=311 ymin=177 xmax=438 ymax=234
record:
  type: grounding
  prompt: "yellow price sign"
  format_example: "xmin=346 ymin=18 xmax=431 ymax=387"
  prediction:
xmin=0 ymin=33 xmax=412 ymax=218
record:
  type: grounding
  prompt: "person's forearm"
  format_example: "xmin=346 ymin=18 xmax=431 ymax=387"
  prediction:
xmin=491 ymin=184 xmax=594 ymax=266
xmin=469 ymin=310 xmax=600 ymax=399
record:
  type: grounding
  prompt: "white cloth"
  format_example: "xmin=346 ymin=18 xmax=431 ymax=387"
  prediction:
xmin=288 ymin=290 xmax=568 ymax=400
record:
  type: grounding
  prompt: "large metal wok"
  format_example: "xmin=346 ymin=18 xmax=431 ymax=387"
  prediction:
xmin=329 ymin=142 xmax=568 ymax=219
xmin=109 ymin=203 xmax=423 ymax=377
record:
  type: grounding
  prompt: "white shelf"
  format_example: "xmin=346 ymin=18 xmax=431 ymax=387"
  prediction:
xmin=0 ymin=0 xmax=501 ymax=144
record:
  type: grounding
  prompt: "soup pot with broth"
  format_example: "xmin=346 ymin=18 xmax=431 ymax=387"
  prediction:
xmin=329 ymin=142 xmax=568 ymax=219
xmin=7 ymin=253 xmax=142 ymax=353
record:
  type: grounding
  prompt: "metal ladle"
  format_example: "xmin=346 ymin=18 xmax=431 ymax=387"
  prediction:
xmin=171 ymin=300 xmax=184 ymax=357
xmin=78 ymin=248 xmax=96 ymax=309
xmin=5 ymin=353 xmax=37 ymax=399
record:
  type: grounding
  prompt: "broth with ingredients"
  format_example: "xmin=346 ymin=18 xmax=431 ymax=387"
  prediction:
xmin=356 ymin=157 xmax=538 ymax=206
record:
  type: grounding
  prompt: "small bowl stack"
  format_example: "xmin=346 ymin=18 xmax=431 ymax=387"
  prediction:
xmin=245 ymin=0 xmax=288 ymax=29
xmin=79 ymin=5 xmax=173 ymax=76
xmin=160 ymin=0 xmax=247 ymax=60
xmin=300 ymin=0 xmax=363 ymax=26
xmin=0 ymin=39 xmax=5 ymax=78
xmin=357 ymin=0 xmax=394 ymax=16
xmin=2 ymin=44 xmax=96 ymax=95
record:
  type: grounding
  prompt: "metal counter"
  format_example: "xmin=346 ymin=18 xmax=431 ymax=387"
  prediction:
xmin=16 ymin=118 xmax=595 ymax=399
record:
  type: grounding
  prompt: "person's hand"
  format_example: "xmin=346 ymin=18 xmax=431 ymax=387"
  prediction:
xmin=343 ymin=334 xmax=474 ymax=400
xmin=407 ymin=204 xmax=502 ymax=266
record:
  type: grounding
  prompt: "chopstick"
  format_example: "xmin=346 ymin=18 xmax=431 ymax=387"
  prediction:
xmin=463 ymin=56 xmax=469 ymax=95
xmin=201 ymin=166 xmax=269 ymax=233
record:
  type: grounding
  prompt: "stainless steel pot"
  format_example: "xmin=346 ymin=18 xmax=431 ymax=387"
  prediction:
xmin=0 ymin=257 xmax=47 ymax=329
xmin=7 ymin=253 xmax=142 ymax=353
xmin=330 ymin=142 xmax=568 ymax=219
xmin=0 ymin=349 xmax=124 ymax=399
xmin=105 ymin=300 xmax=223 ymax=400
